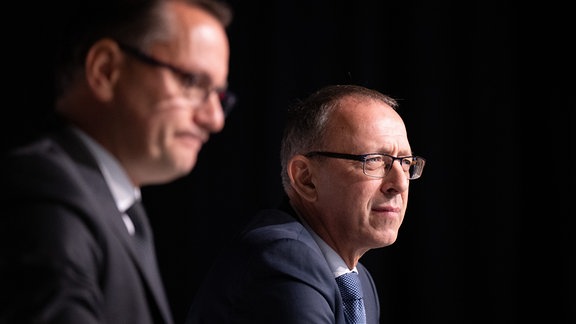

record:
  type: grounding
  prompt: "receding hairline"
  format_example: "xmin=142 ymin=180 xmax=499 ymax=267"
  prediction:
xmin=168 ymin=0 xmax=233 ymax=27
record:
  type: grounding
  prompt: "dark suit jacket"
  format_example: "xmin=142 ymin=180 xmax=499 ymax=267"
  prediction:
xmin=185 ymin=201 xmax=380 ymax=324
xmin=0 ymin=127 xmax=173 ymax=324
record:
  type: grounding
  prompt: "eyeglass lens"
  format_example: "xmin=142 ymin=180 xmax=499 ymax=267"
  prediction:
xmin=363 ymin=155 xmax=425 ymax=180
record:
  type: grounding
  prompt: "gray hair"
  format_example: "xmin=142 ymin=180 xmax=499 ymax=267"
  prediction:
xmin=279 ymin=84 xmax=398 ymax=191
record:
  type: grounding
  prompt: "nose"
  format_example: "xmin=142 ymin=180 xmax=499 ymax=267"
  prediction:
xmin=381 ymin=161 xmax=409 ymax=194
xmin=194 ymin=92 xmax=225 ymax=133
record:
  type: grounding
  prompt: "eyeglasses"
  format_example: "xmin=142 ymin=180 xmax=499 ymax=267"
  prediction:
xmin=305 ymin=151 xmax=426 ymax=180
xmin=117 ymin=42 xmax=236 ymax=116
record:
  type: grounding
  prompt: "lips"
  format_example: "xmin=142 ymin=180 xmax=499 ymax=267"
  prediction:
xmin=176 ymin=130 xmax=208 ymax=144
xmin=372 ymin=205 xmax=400 ymax=213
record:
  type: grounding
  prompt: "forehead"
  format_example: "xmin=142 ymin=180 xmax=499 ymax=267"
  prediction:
xmin=324 ymin=97 xmax=410 ymax=151
xmin=157 ymin=2 xmax=230 ymax=83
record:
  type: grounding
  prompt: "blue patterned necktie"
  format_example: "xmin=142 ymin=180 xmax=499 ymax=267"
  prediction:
xmin=336 ymin=271 xmax=367 ymax=324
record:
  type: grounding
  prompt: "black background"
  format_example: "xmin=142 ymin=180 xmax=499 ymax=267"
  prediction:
xmin=4 ymin=1 xmax=574 ymax=323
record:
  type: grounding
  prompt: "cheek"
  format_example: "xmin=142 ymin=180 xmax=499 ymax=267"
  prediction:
xmin=138 ymin=110 xmax=179 ymax=153
xmin=401 ymin=191 xmax=409 ymax=212
xmin=149 ymin=112 xmax=183 ymax=144
xmin=327 ymin=182 xmax=375 ymax=213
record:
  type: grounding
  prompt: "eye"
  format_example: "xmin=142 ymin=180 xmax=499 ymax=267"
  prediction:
xmin=363 ymin=155 xmax=384 ymax=169
xmin=401 ymin=158 xmax=414 ymax=166
xmin=365 ymin=156 xmax=382 ymax=163
xmin=178 ymin=72 xmax=200 ymax=88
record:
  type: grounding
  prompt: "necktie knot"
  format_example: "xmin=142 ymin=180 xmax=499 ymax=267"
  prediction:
xmin=124 ymin=200 xmax=157 ymax=269
xmin=125 ymin=200 xmax=149 ymax=239
xmin=336 ymin=272 xmax=367 ymax=324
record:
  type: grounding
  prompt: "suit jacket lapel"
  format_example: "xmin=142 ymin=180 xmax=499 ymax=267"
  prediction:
xmin=55 ymin=127 xmax=173 ymax=324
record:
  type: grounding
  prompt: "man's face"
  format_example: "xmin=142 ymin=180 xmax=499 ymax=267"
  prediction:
xmin=114 ymin=3 xmax=230 ymax=185
xmin=309 ymin=98 xmax=412 ymax=257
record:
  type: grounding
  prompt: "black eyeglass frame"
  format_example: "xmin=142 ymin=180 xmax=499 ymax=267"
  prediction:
xmin=305 ymin=151 xmax=426 ymax=180
xmin=116 ymin=42 xmax=236 ymax=115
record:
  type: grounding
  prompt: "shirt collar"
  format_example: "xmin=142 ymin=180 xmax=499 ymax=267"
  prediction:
xmin=71 ymin=126 xmax=140 ymax=213
xmin=298 ymin=215 xmax=358 ymax=278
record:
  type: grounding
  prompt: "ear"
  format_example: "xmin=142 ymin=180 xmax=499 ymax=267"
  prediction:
xmin=287 ymin=155 xmax=318 ymax=202
xmin=84 ymin=39 xmax=122 ymax=102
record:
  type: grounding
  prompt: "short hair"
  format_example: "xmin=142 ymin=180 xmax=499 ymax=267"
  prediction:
xmin=52 ymin=0 xmax=233 ymax=98
xmin=279 ymin=84 xmax=398 ymax=191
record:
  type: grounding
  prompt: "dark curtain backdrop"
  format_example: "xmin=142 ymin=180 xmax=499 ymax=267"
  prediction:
xmin=4 ymin=1 xmax=574 ymax=324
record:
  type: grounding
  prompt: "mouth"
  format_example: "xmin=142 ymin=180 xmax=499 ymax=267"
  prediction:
xmin=177 ymin=129 xmax=208 ymax=142
xmin=175 ymin=131 xmax=206 ymax=150
xmin=372 ymin=205 xmax=402 ymax=221
xmin=372 ymin=205 xmax=400 ymax=213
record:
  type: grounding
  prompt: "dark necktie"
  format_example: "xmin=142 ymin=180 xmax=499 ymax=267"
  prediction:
xmin=125 ymin=200 xmax=151 ymax=239
xmin=125 ymin=200 xmax=172 ymax=323
xmin=336 ymin=272 xmax=367 ymax=324
xmin=125 ymin=200 xmax=158 ymax=273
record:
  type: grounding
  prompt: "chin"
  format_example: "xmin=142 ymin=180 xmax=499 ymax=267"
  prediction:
xmin=172 ymin=151 xmax=198 ymax=171
xmin=158 ymin=161 xmax=196 ymax=183
xmin=176 ymin=161 xmax=196 ymax=177
xmin=377 ymin=231 xmax=398 ymax=246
